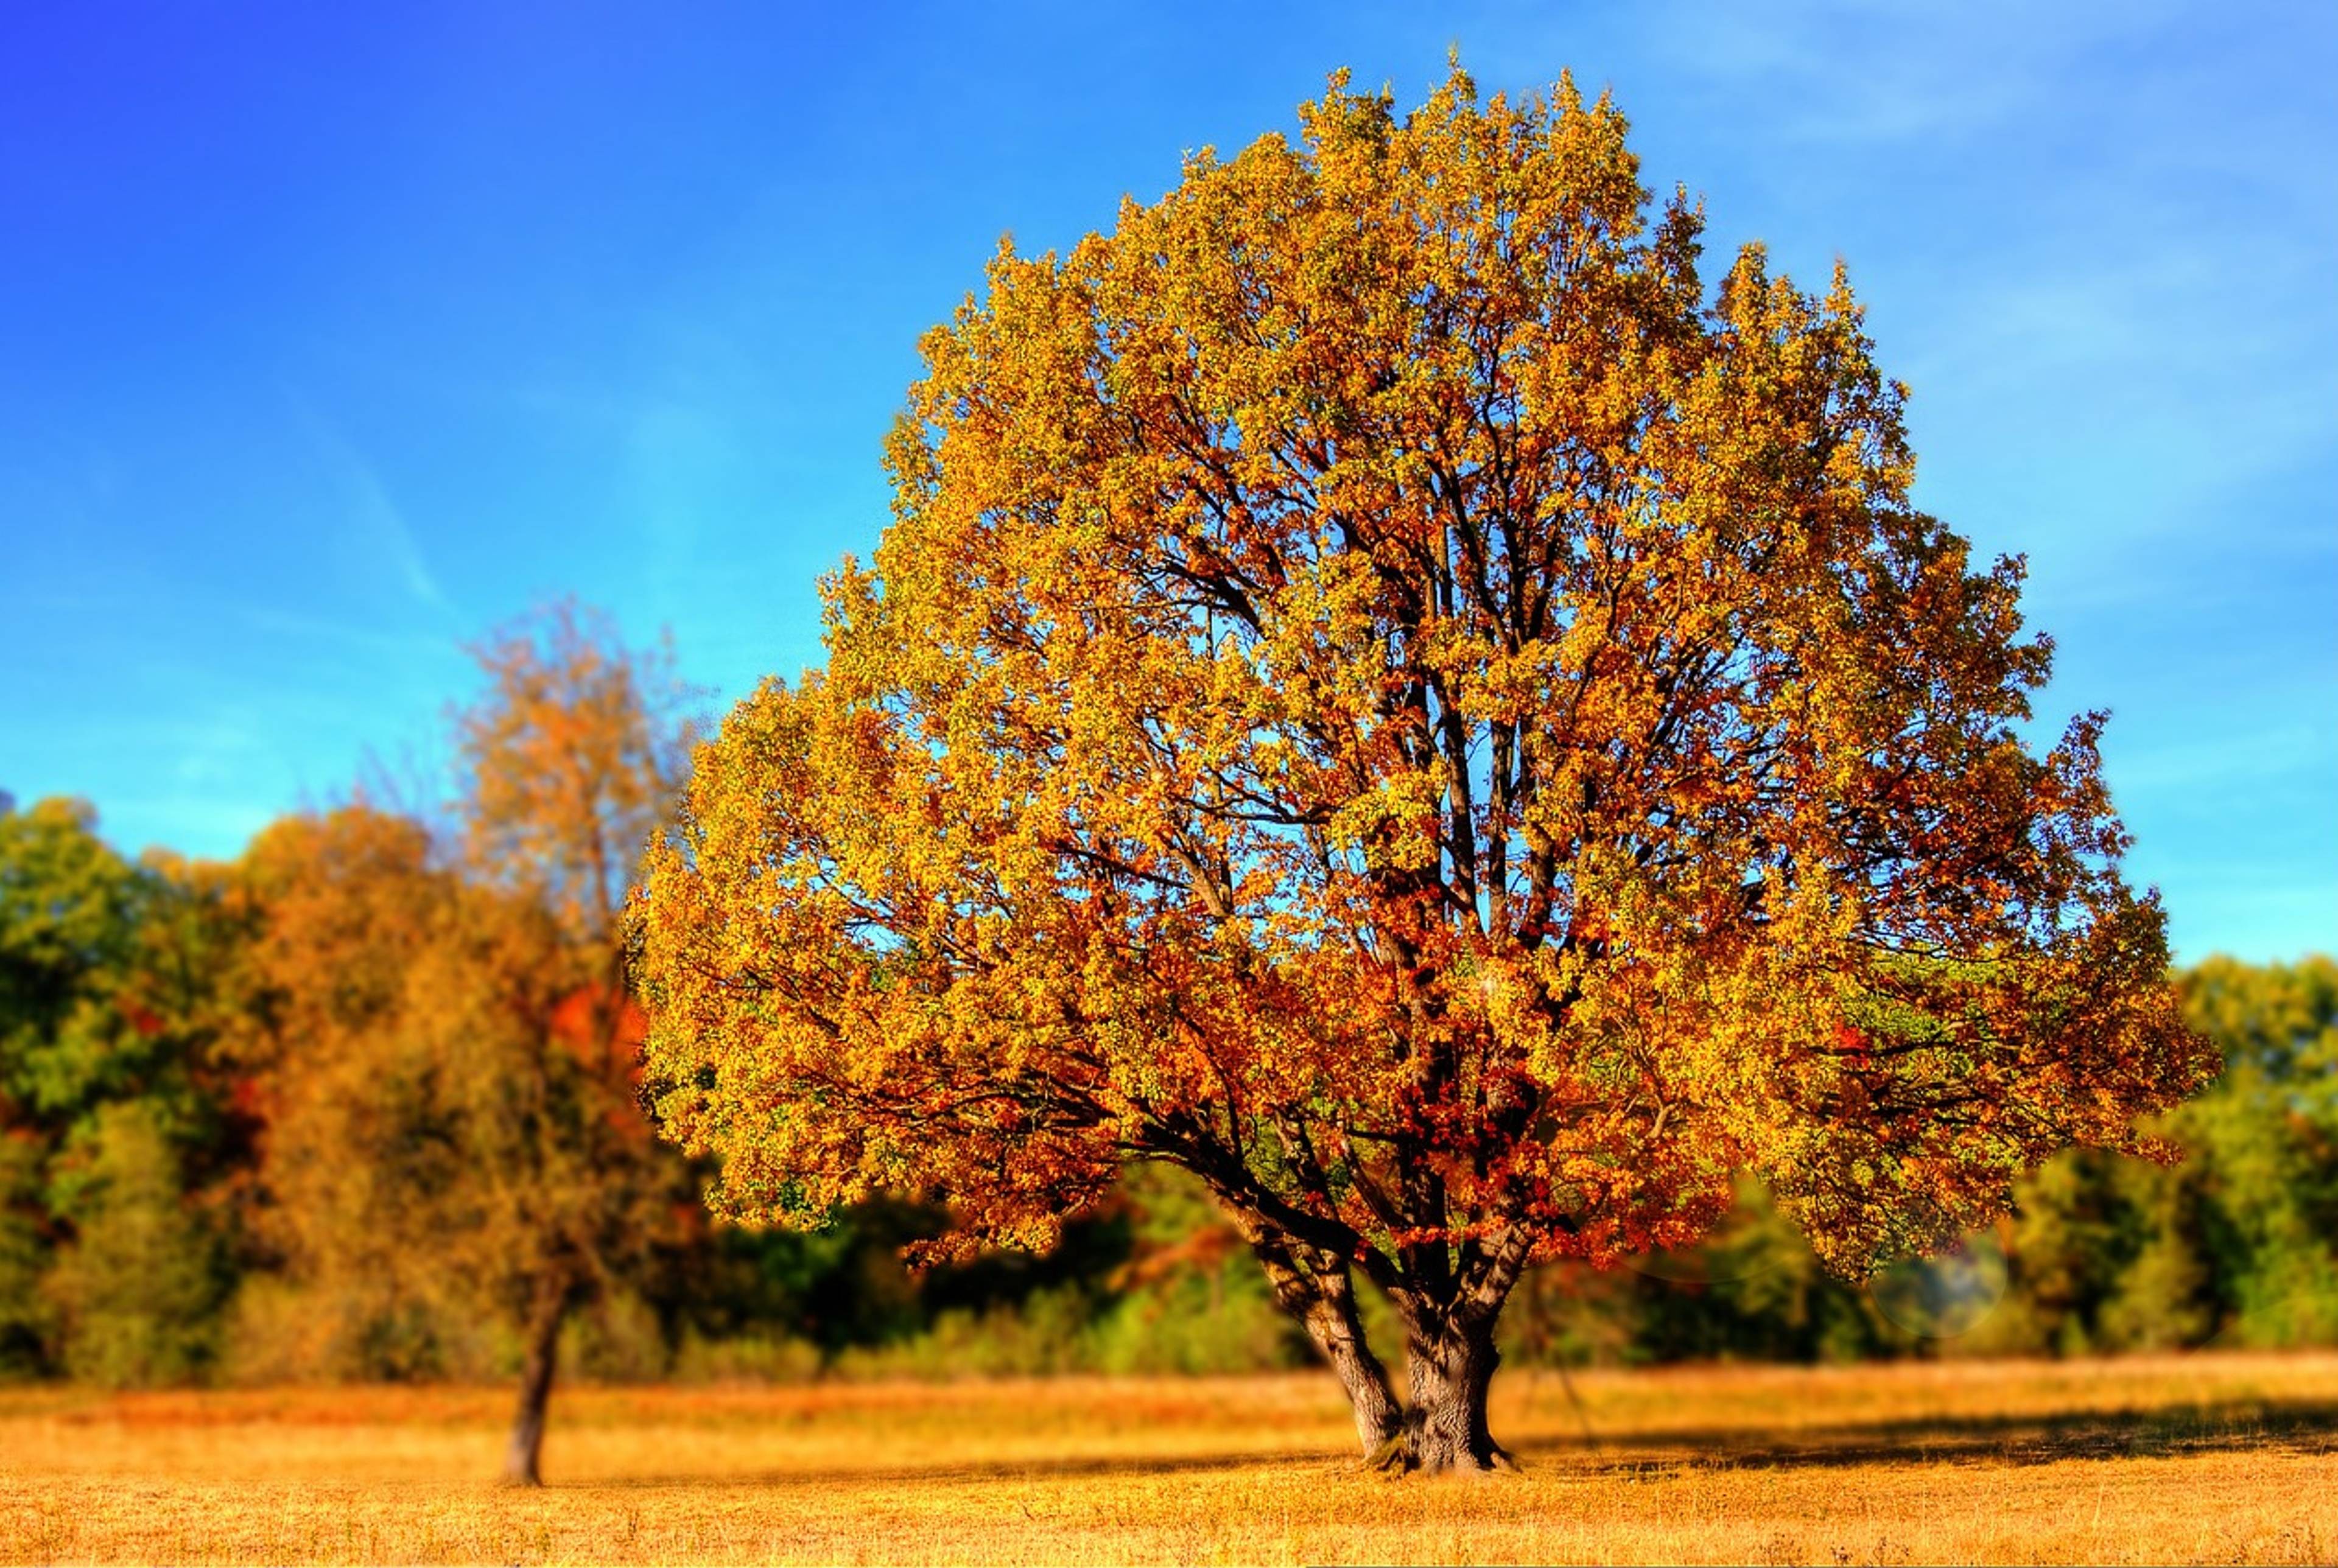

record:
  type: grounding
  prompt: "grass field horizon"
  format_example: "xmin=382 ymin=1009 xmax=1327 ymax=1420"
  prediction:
xmin=4 ymin=1351 xmax=2333 ymax=1564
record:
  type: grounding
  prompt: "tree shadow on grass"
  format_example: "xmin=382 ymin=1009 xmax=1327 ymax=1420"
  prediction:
xmin=600 ymin=1446 xmax=1359 ymax=1489
xmin=1505 ymin=1398 xmax=2338 ymax=1474
xmin=595 ymin=1398 xmax=2338 ymax=1489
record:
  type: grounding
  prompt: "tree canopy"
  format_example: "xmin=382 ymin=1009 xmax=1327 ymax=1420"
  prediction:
xmin=0 ymin=799 xmax=253 ymax=1384
xmin=639 ymin=66 xmax=2214 ymax=1472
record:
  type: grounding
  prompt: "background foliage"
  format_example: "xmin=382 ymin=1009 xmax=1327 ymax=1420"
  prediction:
xmin=0 ymin=749 xmax=2328 ymax=1385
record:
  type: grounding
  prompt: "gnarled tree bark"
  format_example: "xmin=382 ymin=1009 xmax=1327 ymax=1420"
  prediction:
xmin=1244 ymin=1214 xmax=1532 ymax=1475
xmin=1389 ymin=1306 xmax=1509 ymax=1474
xmin=1249 ymin=1234 xmax=1405 ymax=1454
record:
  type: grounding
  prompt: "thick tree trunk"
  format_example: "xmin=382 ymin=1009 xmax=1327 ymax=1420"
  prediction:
xmin=1227 ymin=1197 xmax=1528 ymax=1474
xmin=1392 ymin=1311 xmax=1509 ymax=1474
xmin=502 ymin=1296 xmax=566 ymax=1486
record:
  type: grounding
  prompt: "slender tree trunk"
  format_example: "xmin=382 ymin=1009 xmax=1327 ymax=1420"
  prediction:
xmin=1249 ymin=1237 xmax=1405 ymax=1455
xmin=1395 ymin=1309 xmax=1509 ymax=1474
xmin=502 ymin=1294 xmax=566 ymax=1486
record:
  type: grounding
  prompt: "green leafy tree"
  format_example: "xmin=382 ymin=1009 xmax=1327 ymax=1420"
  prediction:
xmin=0 ymin=800 xmax=253 ymax=1382
xmin=2173 ymin=957 xmax=2338 ymax=1345
xmin=0 ymin=800 xmax=141 ymax=1139
xmin=0 ymin=1134 xmax=52 ymax=1375
xmin=1968 ymin=1149 xmax=2138 ymax=1354
xmin=44 ymin=1100 xmax=228 ymax=1385
xmin=1903 ymin=958 xmax=2329 ymax=1356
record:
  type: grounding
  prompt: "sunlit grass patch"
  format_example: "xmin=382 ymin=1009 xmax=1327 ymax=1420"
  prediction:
xmin=2 ymin=1353 xmax=2333 ymax=1564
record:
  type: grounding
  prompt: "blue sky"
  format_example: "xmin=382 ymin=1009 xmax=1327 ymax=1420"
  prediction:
xmin=2 ymin=0 xmax=2330 ymax=961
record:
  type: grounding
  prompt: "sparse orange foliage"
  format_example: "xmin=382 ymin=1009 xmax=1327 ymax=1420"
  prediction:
xmin=457 ymin=600 xmax=691 ymax=953
xmin=633 ymin=68 xmax=2215 ymax=1472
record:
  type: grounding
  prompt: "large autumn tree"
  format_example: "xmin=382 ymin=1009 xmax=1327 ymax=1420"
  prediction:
xmin=633 ymin=69 xmax=2214 ymax=1472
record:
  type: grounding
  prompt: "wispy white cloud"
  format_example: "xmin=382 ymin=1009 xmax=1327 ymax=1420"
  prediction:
xmin=2107 ymin=723 xmax=2330 ymax=794
xmin=1643 ymin=0 xmax=2198 ymax=145
xmin=287 ymin=393 xmax=455 ymax=615
xmin=159 ymin=710 xmax=267 ymax=789
xmin=233 ymin=601 xmax=454 ymax=660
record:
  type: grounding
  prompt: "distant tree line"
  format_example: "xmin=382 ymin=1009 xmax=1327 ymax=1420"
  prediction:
xmin=1502 ymin=954 xmax=2337 ymax=1365
xmin=2 ymin=612 xmax=2330 ymax=1429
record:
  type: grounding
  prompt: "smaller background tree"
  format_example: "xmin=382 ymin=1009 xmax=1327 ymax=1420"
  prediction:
xmin=244 ymin=602 xmax=700 ymax=1483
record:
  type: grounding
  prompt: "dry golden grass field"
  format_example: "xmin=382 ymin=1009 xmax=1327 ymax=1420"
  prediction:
xmin=2 ymin=1353 xmax=2334 ymax=1565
